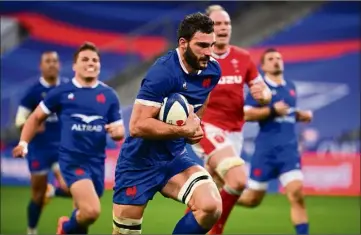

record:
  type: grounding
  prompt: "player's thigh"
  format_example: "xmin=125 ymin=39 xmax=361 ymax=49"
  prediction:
xmin=207 ymin=144 xmax=246 ymax=185
xmin=112 ymin=203 xmax=146 ymax=234
xmin=113 ymin=157 xmax=164 ymax=208
xmin=161 ymin=164 xmax=221 ymax=210
xmin=89 ymin=160 xmax=105 ymax=197
xmin=278 ymin=148 xmax=304 ymax=189
xmin=248 ymin=151 xmax=277 ymax=191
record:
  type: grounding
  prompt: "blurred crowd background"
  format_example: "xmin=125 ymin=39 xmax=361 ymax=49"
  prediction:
xmin=1 ymin=1 xmax=360 ymax=234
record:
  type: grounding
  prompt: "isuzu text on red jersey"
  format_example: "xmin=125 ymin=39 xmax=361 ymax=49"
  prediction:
xmin=202 ymin=45 xmax=261 ymax=131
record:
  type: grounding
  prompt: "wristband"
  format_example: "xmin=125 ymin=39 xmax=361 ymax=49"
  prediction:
xmin=269 ymin=106 xmax=278 ymax=118
xmin=19 ymin=140 xmax=28 ymax=147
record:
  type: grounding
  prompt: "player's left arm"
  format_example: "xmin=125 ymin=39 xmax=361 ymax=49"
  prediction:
xmin=293 ymin=85 xmax=313 ymax=123
xmin=105 ymin=90 xmax=125 ymax=141
xmin=246 ymin=59 xmax=271 ymax=105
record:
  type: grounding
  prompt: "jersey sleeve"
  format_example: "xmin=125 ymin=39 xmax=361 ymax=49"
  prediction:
xmin=135 ymin=64 xmax=174 ymax=107
xmin=244 ymin=92 xmax=262 ymax=112
xmin=245 ymin=58 xmax=263 ymax=86
xmin=107 ymin=90 xmax=123 ymax=125
xmin=39 ymin=87 xmax=62 ymax=114
xmin=15 ymin=88 xmax=37 ymax=127
xmin=19 ymin=87 xmax=37 ymax=111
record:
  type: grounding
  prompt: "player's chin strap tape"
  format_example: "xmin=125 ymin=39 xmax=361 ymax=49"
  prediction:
xmin=215 ymin=157 xmax=245 ymax=179
xmin=112 ymin=215 xmax=143 ymax=234
xmin=177 ymin=171 xmax=213 ymax=205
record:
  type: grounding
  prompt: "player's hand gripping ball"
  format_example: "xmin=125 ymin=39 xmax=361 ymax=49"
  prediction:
xmin=158 ymin=93 xmax=190 ymax=126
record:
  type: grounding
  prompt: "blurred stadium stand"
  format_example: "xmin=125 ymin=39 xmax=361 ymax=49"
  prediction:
xmin=0 ymin=1 xmax=245 ymax=131
xmin=1 ymin=1 xmax=360 ymax=195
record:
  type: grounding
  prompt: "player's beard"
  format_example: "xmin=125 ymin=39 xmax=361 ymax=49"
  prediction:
xmin=184 ymin=45 xmax=209 ymax=71
xmin=272 ymin=63 xmax=283 ymax=75
xmin=84 ymin=77 xmax=96 ymax=83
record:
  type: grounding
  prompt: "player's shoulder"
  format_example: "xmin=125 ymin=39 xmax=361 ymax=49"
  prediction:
xmin=151 ymin=50 xmax=177 ymax=71
xmin=230 ymin=45 xmax=252 ymax=60
xmin=206 ymin=57 xmax=221 ymax=77
xmin=97 ymin=82 xmax=120 ymax=99
xmin=285 ymin=79 xmax=296 ymax=89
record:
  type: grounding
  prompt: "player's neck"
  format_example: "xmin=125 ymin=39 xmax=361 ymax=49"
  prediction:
xmin=266 ymin=74 xmax=284 ymax=85
xmin=213 ymin=45 xmax=229 ymax=56
xmin=42 ymin=76 xmax=58 ymax=86
xmin=74 ymin=77 xmax=98 ymax=88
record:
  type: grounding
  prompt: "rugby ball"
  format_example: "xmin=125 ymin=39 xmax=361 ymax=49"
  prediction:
xmin=158 ymin=93 xmax=190 ymax=126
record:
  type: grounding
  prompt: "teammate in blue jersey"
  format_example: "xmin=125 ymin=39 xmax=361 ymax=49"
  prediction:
xmin=112 ymin=13 xmax=223 ymax=235
xmin=12 ymin=42 xmax=125 ymax=234
xmin=237 ymin=48 xmax=313 ymax=234
xmin=14 ymin=51 xmax=71 ymax=235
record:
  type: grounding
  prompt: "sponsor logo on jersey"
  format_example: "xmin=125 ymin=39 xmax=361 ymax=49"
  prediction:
xmin=218 ymin=75 xmax=243 ymax=85
xmin=70 ymin=114 xmax=103 ymax=132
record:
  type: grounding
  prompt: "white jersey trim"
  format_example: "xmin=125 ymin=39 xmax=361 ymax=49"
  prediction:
xmin=135 ymin=99 xmax=162 ymax=107
xmin=15 ymin=106 xmax=32 ymax=127
xmin=39 ymin=101 xmax=51 ymax=115
xmin=243 ymin=105 xmax=254 ymax=112
xmin=110 ymin=119 xmax=124 ymax=126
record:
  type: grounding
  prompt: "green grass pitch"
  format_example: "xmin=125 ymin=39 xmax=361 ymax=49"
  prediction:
xmin=1 ymin=186 xmax=359 ymax=234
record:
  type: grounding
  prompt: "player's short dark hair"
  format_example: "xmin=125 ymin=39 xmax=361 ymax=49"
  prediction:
xmin=205 ymin=5 xmax=225 ymax=16
xmin=73 ymin=42 xmax=100 ymax=63
xmin=177 ymin=12 xmax=214 ymax=42
xmin=260 ymin=48 xmax=279 ymax=64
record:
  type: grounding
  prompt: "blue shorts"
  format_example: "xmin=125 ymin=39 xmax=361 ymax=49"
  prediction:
xmin=26 ymin=149 xmax=58 ymax=175
xmin=113 ymin=153 xmax=198 ymax=205
xmin=59 ymin=150 xmax=105 ymax=197
xmin=248 ymin=145 xmax=303 ymax=189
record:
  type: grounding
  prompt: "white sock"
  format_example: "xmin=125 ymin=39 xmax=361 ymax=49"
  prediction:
xmin=27 ymin=227 xmax=37 ymax=235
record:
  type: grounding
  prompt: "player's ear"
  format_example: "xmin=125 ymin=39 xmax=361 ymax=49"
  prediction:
xmin=178 ymin=37 xmax=188 ymax=51
xmin=72 ymin=63 xmax=76 ymax=72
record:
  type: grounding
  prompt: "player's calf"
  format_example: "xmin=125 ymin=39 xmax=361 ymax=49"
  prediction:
xmin=207 ymin=148 xmax=247 ymax=234
xmin=28 ymin=173 xmax=48 ymax=235
xmin=60 ymin=179 xmax=101 ymax=234
xmin=284 ymin=178 xmax=309 ymax=234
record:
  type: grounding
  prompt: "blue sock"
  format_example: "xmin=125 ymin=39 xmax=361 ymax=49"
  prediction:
xmin=173 ymin=211 xmax=209 ymax=234
xmin=27 ymin=200 xmax=43 ymax=229
xmin=62 ymin=209 xmax=88 ymax=234
xmin=295 ymin=223 xmax=309 ymax=234
xmin=55 ymin=187 xmax=71 ymax=198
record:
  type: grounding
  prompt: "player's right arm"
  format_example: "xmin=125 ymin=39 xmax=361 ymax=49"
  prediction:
xmin=12 ymin=88 xmax=61 ymax=158
xmin=14 ymin=87 xmax=44 ymax=132
xmin=244 ymin=93 xmax=289 ymax=121
xmin=129 ymin=65 xmax=199 ymax=140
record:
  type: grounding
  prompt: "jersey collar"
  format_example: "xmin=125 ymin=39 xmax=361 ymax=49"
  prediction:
xmin=211 ymin=47 xmax=230 ymax=59
xmin=39 ymin=77 xmax=60 ymax=88
xmin=176 ymin=48 xmax=202 ymax=75
xmin=72 ymin=78 xmax=99 ymax=88
xmin=264 ymin=75 xmax=286 ymax=87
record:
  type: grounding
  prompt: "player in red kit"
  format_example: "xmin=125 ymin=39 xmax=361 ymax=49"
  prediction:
xmin=187 ymin=5 xmax=272 ymax=235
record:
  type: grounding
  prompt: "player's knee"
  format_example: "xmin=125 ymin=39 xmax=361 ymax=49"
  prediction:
xmin=287 ymin=184 xmax=304 ymax=204
xmin=217 ymin=158 xmax=246 ymax=191
xmin=196 ymin=195 xmax=223 ymax=223
xmin=238 ymin=189 xmax=264 ymax=208
xmin=80 ymin=204 xmax=101 ymax=223
xmin=113 ymin=216 xmax=142 ymax=234
xmin=31 ymin=191 xmax=45 ymax=204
